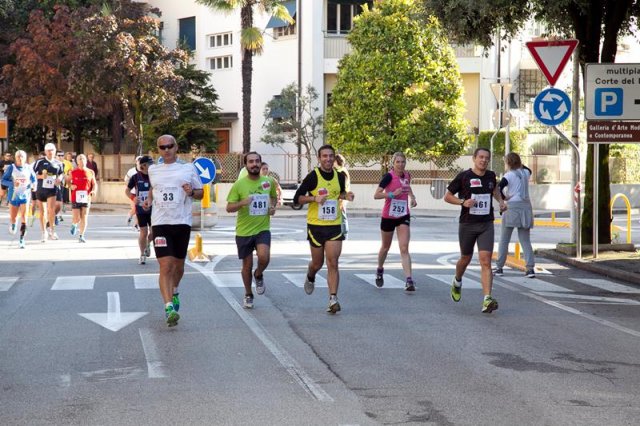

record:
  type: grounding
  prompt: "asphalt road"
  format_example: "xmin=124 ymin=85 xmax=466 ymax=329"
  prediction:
xmin=2 ymin=209 xmax=640 ymax=425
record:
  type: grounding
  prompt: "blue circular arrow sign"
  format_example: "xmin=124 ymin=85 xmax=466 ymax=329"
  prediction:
xmin=534 ymin=87 xmax=572 ymax=126
xmin=193 ymin=157 xmax=216 ymax=184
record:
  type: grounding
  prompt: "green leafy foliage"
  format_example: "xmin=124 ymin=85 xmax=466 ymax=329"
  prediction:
xmin=143 ymin=62 xmax=220 ymax=152
xmin=476 ymin=130 xmax=528 ymax=157
xmin=326 ymin=0 xmax=471 ymax=160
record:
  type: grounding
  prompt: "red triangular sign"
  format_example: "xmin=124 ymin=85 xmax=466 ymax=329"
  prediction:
xmin=526 ymin=39 xmax=578 ymax=86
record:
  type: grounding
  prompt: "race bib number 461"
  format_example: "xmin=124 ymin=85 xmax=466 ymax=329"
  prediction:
xmin=470 ymin=194 xmax=491 ymax=215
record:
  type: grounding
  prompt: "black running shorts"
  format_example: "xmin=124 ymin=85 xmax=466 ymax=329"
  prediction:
xmin=152 ymin=224 xmax=191 ymax=259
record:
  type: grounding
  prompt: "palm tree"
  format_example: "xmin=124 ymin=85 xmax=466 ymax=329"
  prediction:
xmin=196 ymin=0 xmax=293 ymax=153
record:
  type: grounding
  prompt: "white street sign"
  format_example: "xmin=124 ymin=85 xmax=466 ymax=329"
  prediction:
xmin=79 ymin=292 xmax=148 ymax=332
xmin=585 ymin=63 xmax=640 ymax=120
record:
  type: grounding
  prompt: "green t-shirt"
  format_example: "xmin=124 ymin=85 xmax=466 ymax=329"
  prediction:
xmin=227 ymin=175 xmax=278 ymax=236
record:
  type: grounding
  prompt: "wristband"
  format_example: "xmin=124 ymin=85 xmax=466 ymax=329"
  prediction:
xmin=388 ymin=192 xmax=395 ymax=199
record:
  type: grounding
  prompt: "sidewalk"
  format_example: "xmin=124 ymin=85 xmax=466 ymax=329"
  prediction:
xmin=87 ymin=203 xmax=640 ymax=286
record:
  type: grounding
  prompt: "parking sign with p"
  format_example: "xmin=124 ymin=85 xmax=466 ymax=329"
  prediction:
xmin=586 ymin=63 xmax=640 ymax=120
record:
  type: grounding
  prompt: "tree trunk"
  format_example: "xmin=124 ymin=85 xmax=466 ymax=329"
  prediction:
xmin=576 ymin=1 xmax=613 ymax=245
xmin=72 ymin=121 xmax=83 ymax=154
xmin=240 ymin=5 xmax=253 ymax=154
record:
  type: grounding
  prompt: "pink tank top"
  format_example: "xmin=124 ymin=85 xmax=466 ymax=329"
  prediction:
xmin=382 ymin=171 xmax=411 ymax=219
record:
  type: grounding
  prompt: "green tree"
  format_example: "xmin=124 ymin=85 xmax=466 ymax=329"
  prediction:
xmin=143 ymin=62 xmax=221 ymax=152
xmin=325 ymin=0 xmax=470 ymax=161
xmin=195 ymin=0 xmax=293 ymax=154
xmin=262 ymin=83 xmax=323 ymax=172
xmin=421 ymin=0 xmax=640 ymax=244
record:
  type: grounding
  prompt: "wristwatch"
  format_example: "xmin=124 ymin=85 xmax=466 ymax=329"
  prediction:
xmin=460 ymin=199 xmax=464 ymax=205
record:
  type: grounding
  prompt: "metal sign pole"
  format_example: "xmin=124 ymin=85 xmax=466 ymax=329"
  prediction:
xmin=552 ymin=126 xmax=581 ymax=258
xmin=593 ymin=143 xmax=599 ymax=259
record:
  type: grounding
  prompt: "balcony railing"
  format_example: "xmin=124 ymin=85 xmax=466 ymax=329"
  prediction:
xmin=324 ymin=35 xmax=352 ymax=59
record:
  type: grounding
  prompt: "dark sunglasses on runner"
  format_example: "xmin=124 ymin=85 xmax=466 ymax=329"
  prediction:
xmin=158 ymin=143 xmax=175 ymax=151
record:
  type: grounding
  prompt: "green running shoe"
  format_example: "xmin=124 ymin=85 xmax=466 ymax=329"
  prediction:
xmin=172 ymin=293 xmax=180 ymax=312
xmin=165 ymin=306 xmax=180 ymax=327
xmin=450 ymin=277 xmax=462 ymax=302
xmin=482 ymin=296 xmax=499 ymax=314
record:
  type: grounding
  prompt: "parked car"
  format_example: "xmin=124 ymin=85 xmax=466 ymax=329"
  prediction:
xmin=280 ymin=182 xmax=303 ymax=210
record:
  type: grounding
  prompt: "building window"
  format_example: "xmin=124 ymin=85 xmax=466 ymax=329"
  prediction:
xmin=209 ymin=55 xmax=233 ymax=70
xmin=209 ymin=32 xmax=233 ymax=48
xmin=274 ymin=23 xmax=296 ymax=39
xmin=518 ymin=69 xmax=546 ymax=123
xmin=327 ymin=0 xmax=373 ymax=35
xmin=179 ymin=16 xmax=196 ymax=51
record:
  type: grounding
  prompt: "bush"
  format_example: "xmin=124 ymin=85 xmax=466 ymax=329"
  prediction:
xmin=476 ymin=130 xmax=528 ymax=157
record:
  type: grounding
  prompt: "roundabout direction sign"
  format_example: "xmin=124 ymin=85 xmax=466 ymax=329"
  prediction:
xmin=534 ymin=87 xmax=571 ymax=126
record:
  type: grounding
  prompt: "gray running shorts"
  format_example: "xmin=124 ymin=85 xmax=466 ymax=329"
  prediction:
xmin=458 ymin=221 xmax=494 ymax=256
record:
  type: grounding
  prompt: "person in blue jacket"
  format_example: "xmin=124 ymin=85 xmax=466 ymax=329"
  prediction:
xmin=1 ymin=150 xmax=36 ymax=248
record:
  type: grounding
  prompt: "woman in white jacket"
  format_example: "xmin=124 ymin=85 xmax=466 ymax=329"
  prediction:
xmin=494 ymin=152 xmax=536 ymax=278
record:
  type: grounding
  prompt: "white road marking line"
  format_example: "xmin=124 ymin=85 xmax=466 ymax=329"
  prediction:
xmin=525 ymin=292 xmax=640 ymax=338
xmin=355 ymin=274 xmax=405 ymax=288
xmin=501 ymin=276 xmax=573 ymax=293
xmin=202 ymin=272 xmax=244 ymax=287
xmin=134 ymin=274 xmax=159 ymax=289
xmin=283 ymin=273 xmax=328 ymax=288
xmin=465 ymin=270 xmax=640 ymax=339
xmin=533 ymin=291 xmax=640 ymax=305
xmin=570 ymin=278 xmax=640 ymax=294
xmin=51 ymin=275 xmax=95 ymax=290
xmin=139 ymin=328 xmax=169 ymax=378
xmin=0 ymin=277 xmax=18 ymax=291
xmin=428 ymin=274 xmax=482 ymax=289
xmin=58 ymin=374 xmax=71 ymax=388
xmin=189 ymin=258 xmax=333 ymax=403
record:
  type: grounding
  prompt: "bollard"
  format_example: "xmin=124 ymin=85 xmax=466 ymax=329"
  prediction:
xmin=202 ymin=184 xmax=211 ymax=209
xmin=188 ymin=233 xmax=210 ymax=262
xmin=515 ymin=242 xmax=521 ymax=260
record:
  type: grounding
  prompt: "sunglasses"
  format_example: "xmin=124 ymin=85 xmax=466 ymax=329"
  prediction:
xmin=158 ymin=143 xmax=175 ymax=151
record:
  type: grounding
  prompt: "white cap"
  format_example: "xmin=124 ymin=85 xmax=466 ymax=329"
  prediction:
xmin=44 ymin=143 xmax=57 ymax=152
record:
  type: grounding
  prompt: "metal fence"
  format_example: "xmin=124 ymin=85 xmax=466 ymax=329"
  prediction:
xmin=96 ymin=153 xmax=585 ymax=185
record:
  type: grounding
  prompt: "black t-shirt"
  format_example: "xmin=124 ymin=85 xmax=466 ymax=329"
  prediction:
xmin=33 ymin=157 xmax=64 ymax=191
xmin=127 ymin=172 xmax=151 ymax=215
xmin=293 ymin=167 xmax=346 ymax=204
xmin=447 ymin=168 xmax=497 ymax=223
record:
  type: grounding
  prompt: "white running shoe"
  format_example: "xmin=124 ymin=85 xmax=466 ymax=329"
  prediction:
xmin=9 ymin=223 xmax=17 ymax=235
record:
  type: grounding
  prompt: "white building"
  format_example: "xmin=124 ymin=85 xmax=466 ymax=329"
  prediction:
xmin=146 ymin=0 xmax=551 ymax=161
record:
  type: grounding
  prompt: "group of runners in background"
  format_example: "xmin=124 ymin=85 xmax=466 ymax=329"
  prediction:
xmin=2 ymin=140 xmax=537 ymax=324
xmin=1 ymin=143 xmax=98 ymax=248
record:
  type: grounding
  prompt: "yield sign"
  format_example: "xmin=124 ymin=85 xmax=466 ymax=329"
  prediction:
xmin=526 ymin=39 xmax=578 ymax=86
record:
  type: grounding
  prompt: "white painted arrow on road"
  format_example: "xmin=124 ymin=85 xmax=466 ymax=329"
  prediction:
xmin=79 ymin=292 xmax=148 ymax=332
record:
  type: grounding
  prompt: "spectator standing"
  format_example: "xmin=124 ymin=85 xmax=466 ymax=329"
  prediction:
xmin=494 ymin=152 xmax=536 ymax=278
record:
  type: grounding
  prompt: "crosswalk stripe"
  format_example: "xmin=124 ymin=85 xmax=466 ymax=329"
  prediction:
xmin=204 ymin=272 xmax=245 ymax=287
xmin=533 ymin=291 xmax=640 ymax=305
xmin=428 ymin=274 xmax=482 ymax=289
xmin=283 ymin=273 xmax=328 ymax=288
xmin=0 ymin=277 xmax=18 ymax=291
xmin=501 ymin=276 xmax=573 ymax=293
xmin=51 ymin=276 xmax=95 ymax=290
xmin=570 ymin=278 xmax=640 ymax=294
xmin=355 ymin=274 xmax=405 ymax=288
xmin=134 ymin=274 xmax=159 ymax=289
